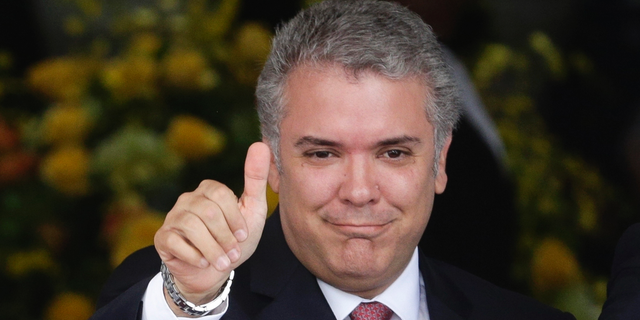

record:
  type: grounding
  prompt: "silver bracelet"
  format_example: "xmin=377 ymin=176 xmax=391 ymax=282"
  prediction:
xmin=160 ymin=261 xmax=235 ymax=316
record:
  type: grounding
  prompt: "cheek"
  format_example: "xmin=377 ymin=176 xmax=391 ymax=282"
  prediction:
xmin=384 ymin=167 xmax=435 ymax=242
xmin=381 ymin=166 xmax=434 ymax=208
xmin=280 ymin=165 xmax=342 ymax=211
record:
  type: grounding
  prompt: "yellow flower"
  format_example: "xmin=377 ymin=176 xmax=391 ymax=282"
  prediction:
xmin=229 ymin=22 xmax=272 ymax=85
xmin=41 ymin=103 xmax=93 ymax=146
xmin=45 ymin=292 xmax=94 ymax=320
xmin=111 ymin=212 xmax=164 ymax=267
xmin=531 ymin=238 xmax=581 ymax=294
xmin=162 ymin=49 xmax=218 ymax=90
xmin=6 ymin=249 xmax=56 ymax=278
xmin=102 ymin=56 xmax=157 ymax=100
xmin=41 ymin=146 xmax=90 ymax=196
xmin=166 ymin=115 xmax=226 ymax=161
xmin=28 ymin=58 xmax=92 ymax=102
xmin=267 ymin=184 xmax=279 ymax=216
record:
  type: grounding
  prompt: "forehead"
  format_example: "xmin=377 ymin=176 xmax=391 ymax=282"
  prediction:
xmin=283 ymin=63 xmax=428 ymax=110
xmin=279 ymin=64 xmax=433 ymax=144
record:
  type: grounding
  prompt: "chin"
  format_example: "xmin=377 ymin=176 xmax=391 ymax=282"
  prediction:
xmin=334 ymin=239 xmax=389 ymax=274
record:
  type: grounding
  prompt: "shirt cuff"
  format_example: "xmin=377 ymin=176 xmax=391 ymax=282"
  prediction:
xmin=141 ymin=272 xmax=228 ymax=320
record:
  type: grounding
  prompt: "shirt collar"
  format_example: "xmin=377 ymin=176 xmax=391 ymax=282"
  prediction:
xmin=317 ymin=247 xmax=422 ymax=320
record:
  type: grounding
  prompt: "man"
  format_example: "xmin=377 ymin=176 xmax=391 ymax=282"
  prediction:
xmin=91 ymin=1 xmax=574 ymax=319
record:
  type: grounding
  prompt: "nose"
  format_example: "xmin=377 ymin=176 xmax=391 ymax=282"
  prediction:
xmin=338 ymin=155 xmax=381 ymax=206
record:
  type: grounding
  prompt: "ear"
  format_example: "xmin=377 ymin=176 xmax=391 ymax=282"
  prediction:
xmin=434 ymin=135 xmax=452 ymax=194
xmin=266 ymin=142 xmax=280 ymax=193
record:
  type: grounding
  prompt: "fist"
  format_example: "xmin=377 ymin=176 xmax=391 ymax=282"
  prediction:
xmin=154 ymin=142 xmax=272 ymax=305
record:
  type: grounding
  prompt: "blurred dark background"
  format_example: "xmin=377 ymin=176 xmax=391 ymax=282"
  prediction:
xmin=1 ymin=0 xmax=639 ymax=319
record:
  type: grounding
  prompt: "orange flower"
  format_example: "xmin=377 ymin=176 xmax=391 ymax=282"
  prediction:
xmin=45 ymin=292 xmax=94 ymax=320
xmin=165 ymin=115 xmax=225 ymax=161
xmin=531 ymin=238 xmax=581 ymax=294
xmin=40 ymin=146 xmax=90 ymax=196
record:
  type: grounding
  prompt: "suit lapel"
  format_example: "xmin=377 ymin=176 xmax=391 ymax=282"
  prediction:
xmin=248 ymin=211 xmax=473 ymax=320
xmin=249 ymin=210 xmax=336 ymax=320
xmin=420 ymin=252 xmax=472 ymax=320
xmin=257 ymin=263 xmax=336 ymax=319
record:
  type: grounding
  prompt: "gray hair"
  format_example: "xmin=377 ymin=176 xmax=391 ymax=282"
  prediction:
xmin=256 ymin=0 xmax=461 ymax=172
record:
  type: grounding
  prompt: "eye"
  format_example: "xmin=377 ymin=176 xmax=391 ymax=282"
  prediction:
xmin=304 ymin=150 xmax=335 ymax=159
xmin=383 ymin=149 xmax=405 ymax=159
xmin=313 ymin=151 xmax=332 ymax=158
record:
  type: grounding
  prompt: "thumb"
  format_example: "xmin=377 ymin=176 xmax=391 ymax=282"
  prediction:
xmin=239 ymin=142 xmax=271 ymax=215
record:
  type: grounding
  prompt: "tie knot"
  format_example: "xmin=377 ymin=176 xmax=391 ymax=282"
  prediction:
xmin=350 ymin=302 xmax=393 ymax=320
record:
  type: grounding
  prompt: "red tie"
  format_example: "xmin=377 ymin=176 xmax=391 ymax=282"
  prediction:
xmin=350 ymin=302 xmax=394 ymax=320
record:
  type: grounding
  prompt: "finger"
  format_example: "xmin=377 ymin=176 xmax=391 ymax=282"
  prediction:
xmin=176 ymin=211 xmax=235 ymax=271
xmin=184 ymin=197 xmax=242 ymax=263
xmin=198 ymin=181 xmax=249 ymax=244
xmin=215 ymin=192 xmax=249 ymax=243
xmin=155 ymin=228 xmax=210 ymax=269
xmin=240 ymin=142 xmax=271 ymax=214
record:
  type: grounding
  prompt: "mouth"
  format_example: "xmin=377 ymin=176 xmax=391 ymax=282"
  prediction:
xmin=326 ymin=221 xmax=392 ymax=238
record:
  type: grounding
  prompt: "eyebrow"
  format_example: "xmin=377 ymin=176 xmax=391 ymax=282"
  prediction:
xmin=294 ymin=135 xmax=421 ymax=148
xmin=294 ymin=136 xmax=342 ymax=148
xmin=375 ymin=135 xmax=422 ymax=147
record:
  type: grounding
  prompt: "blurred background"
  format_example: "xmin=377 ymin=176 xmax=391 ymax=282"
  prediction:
xmin=0 ymin=0 xmax=638 ymax=319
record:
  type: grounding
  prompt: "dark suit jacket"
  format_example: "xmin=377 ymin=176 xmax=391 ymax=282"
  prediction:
xmin=91 ymin=211 xmax=574 ymax=320
xmin=599 ymin=223 xmax=640 ymax=320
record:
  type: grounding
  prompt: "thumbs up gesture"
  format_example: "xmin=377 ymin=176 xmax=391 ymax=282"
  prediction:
xmin=154 ymin=142 xmax=272 ymax=312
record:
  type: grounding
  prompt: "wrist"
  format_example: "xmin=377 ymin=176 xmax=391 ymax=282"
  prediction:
xmin=161 ymin=262 xmax=234 ymax=317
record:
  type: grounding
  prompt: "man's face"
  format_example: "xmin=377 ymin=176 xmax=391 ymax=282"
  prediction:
xmin=267 ymin=64 xmax=450 ymax=298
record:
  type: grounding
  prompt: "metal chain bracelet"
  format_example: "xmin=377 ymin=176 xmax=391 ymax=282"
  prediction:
xmin=161 ymin=261 xmax=235 ymax=316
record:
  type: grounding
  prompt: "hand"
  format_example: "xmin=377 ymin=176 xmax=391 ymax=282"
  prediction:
xmin=154 ymin=142 xmax=271 ymax=309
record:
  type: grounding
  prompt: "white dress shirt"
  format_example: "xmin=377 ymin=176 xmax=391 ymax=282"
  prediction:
xmin=318 ymin=248 xmax=429 ymax=320
xmin=141 ymin=247 xmax=428 ymax=320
